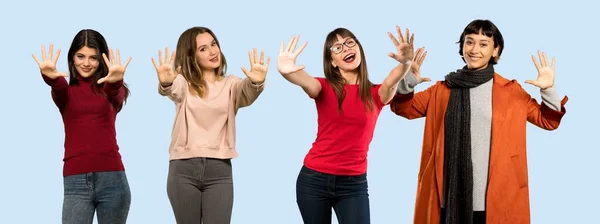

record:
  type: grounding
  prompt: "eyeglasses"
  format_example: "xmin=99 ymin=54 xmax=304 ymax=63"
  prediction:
xmin=330 ymin=38 xmax=357 ymax=54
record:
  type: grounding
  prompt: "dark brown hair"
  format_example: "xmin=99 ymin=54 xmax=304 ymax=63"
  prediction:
xmin=67 ymin=29 xmax=130 ymax=112
xmin=322 ymin=28 xmax=374 ymax=111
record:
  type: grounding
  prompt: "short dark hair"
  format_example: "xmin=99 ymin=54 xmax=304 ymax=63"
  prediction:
xmin=457 ymin=19 xmax=504 ymax=65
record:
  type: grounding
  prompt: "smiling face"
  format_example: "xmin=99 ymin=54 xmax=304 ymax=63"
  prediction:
xmin=195 ymin=32 xmax=221 ymax=71
xmin=73 ymin=46 xmax=99 ymax=78
xmin=462 ymin=32 xmax=499 ymax=70
xmin=329 ymin=35 xmax=361 ymax=72
xmin=457 ymin=19 xmax=505 ymax=70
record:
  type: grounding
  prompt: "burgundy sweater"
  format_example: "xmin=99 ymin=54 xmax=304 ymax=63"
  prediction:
xmin=43 ymin=74 xmax=126 ymax=176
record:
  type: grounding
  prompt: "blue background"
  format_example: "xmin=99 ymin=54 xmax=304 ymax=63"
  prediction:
xmin=1 ymin=0 xmax=597 ymax=223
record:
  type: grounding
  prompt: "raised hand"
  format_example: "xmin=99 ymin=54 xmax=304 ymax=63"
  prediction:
xmin=277 ymin=35 xmax=307 ymax=76
xmin=151 ymin=47 xmax=179 ymax=86
xmin=525 ymin=51 xmax=555 ymax=89
xmin=32 ymin=44 xmax=68 ymax=79
xmin=241 ymin=48 xmax=270 ymax=84
xmin=97 ymin=48 xmax=132 ymax=84
xmin=410 ymin=47 xmax=431 ymax=83
xmin=387 ymin=26 xmax=415 ymax=65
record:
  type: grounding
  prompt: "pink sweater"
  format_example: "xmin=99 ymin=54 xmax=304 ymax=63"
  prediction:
xmin=159 ymin=74 xmax=264 ymax=160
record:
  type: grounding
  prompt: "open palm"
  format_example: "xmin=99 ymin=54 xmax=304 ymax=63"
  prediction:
xmin=387 ymin=26 xmax=415 ymax=64
xmin=242 ymin=48 xmax=270 ymax=84
xmin=151 ymin=47 xmax=179 ymax=86
xmin=525 ymin=51 xmax=555 ymax=89
xmin=277 ymin=35 xmax=307 ymax=76
xmin=98 ymin=48 xmax=132 ymax=84
xmin=32 ymin=44 xmax=68 ymax=79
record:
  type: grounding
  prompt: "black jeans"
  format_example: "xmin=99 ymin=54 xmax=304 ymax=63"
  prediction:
xmin=296 ymin=165 xmax=370 ymax=224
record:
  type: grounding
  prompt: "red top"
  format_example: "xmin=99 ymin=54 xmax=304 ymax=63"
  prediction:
xmin=303 ymin=77 xmax=386 ymax=175
xmin=43 ymin=74 xmax=126 ymax=176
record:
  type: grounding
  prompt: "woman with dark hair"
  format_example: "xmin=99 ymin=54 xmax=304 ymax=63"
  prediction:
xmin=32 ymin=29 xmax=132 ymax=224
xmin=153 ymin=26 xmax=269 ymax=224
xmin=277 ymin=26 xmax=419 ymax=224
xmin=390 ymin=19 xmax=568 ymax=224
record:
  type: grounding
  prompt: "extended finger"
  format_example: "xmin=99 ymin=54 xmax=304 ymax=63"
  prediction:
xmin=551 ymin=56 xmax=556 ymax=69
xmin=531 ymin=54 xmax=541 ymax=71
xmin=416 ymin=48 xmax=426 ymax=65
xmin=123 ymin=56 xmax=132 ymax=70
xmin=542 ymin=51 xmax=548 ymax=67
xmin=396 ymin=26 xmax=404 ymax=43
xmin=151 ymin=57 xmax=159 ymax=71
xmin=158 ymin=49 xmax=164 ymax=64
xmin=410 ymin=33 xmax=415 ymax=44
xmin=102 ymin=53 xmax=111 ymax=66
xmin=109 ymin=48 xmax=115 ymax=65
xmin=388 ymin=32 xmax=400 ymax=47
xmin=164 ymin=47 xmax=169 ymax=64
xmin=32 ymin=54 xmax=41 ymax=65
xmin=524 ymin=79 xmax=539 ymax=87
xmin=291 ymin=35 xmax=299 ymax=52
xmin=247 ymin=50 xmax=254 ymax=66
xmin=264 ymin=56 xmax=271 ymax=69
xmin=116 ymin=49 xmax=121 ymax=65
xmin=295 ymin=41 xmax=307 ymax=56
xmin=241 ymin=67 xmax=250 ymax=77
xmin=41 ymin=44 xmax=47 ymax=61
xmin=49 ymin=44 xmax=54 ymax=62
xmin=259 ymin=50 xmax=264 ymax=64
xmin=170 ymin=51 xmax=176 ymax=65
xmin=286 ymin=35 xmax=295 ymax=52
xmin=413 ymin=47 xmax=423 ymax=60
xmin=253 ymin=48 xmax=258 ymax=65
xmin=537 ymin=51 xmax=546 ymax=67
xmin=419 ymin=50 xmax=428 ymax=65
xmin=53 ymin=49 xmax=61 ymax=65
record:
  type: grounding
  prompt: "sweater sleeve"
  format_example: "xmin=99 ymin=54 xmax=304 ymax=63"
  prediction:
xmin=396 ymin=71 xmax=421 ymax=94
xmin=42 ymin=73 xmax=69 ymax=110
xmin=103 ymin=80 xmax=126 ymax=112
xmin=539 ymin=86 xmax=561 ymax=112
xmin=234 ymin=77 xmax=265 ymax=111
xmin=158 ymin=74 xmax=187 ymax=103
xmin=519 ymin=84 xmax=568 ymax=130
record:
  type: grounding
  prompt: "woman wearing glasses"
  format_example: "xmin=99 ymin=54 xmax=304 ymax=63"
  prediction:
xmin=276 ymin=26 xmax=422 ymax=224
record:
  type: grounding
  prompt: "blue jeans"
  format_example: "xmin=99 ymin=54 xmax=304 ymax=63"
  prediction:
xmin=62 ymin=171 xmax=131 ymax=224
xmin=296 ymin=165 xmax=370 ymax=224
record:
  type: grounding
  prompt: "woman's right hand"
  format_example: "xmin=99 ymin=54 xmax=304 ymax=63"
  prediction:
xmin=151 ymin=47 xmax=180 ymax=86
xmin=277 ymin=35 xmax=307 ymax=76
xmin=32 ymin=44 xmax=68 ymax=79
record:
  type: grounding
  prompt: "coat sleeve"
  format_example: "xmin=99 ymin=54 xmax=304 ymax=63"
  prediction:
xmin=390 ymin=82 xmax=440 ymax=120
xmin=519 ymin=84 xmax=568 ymax=130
